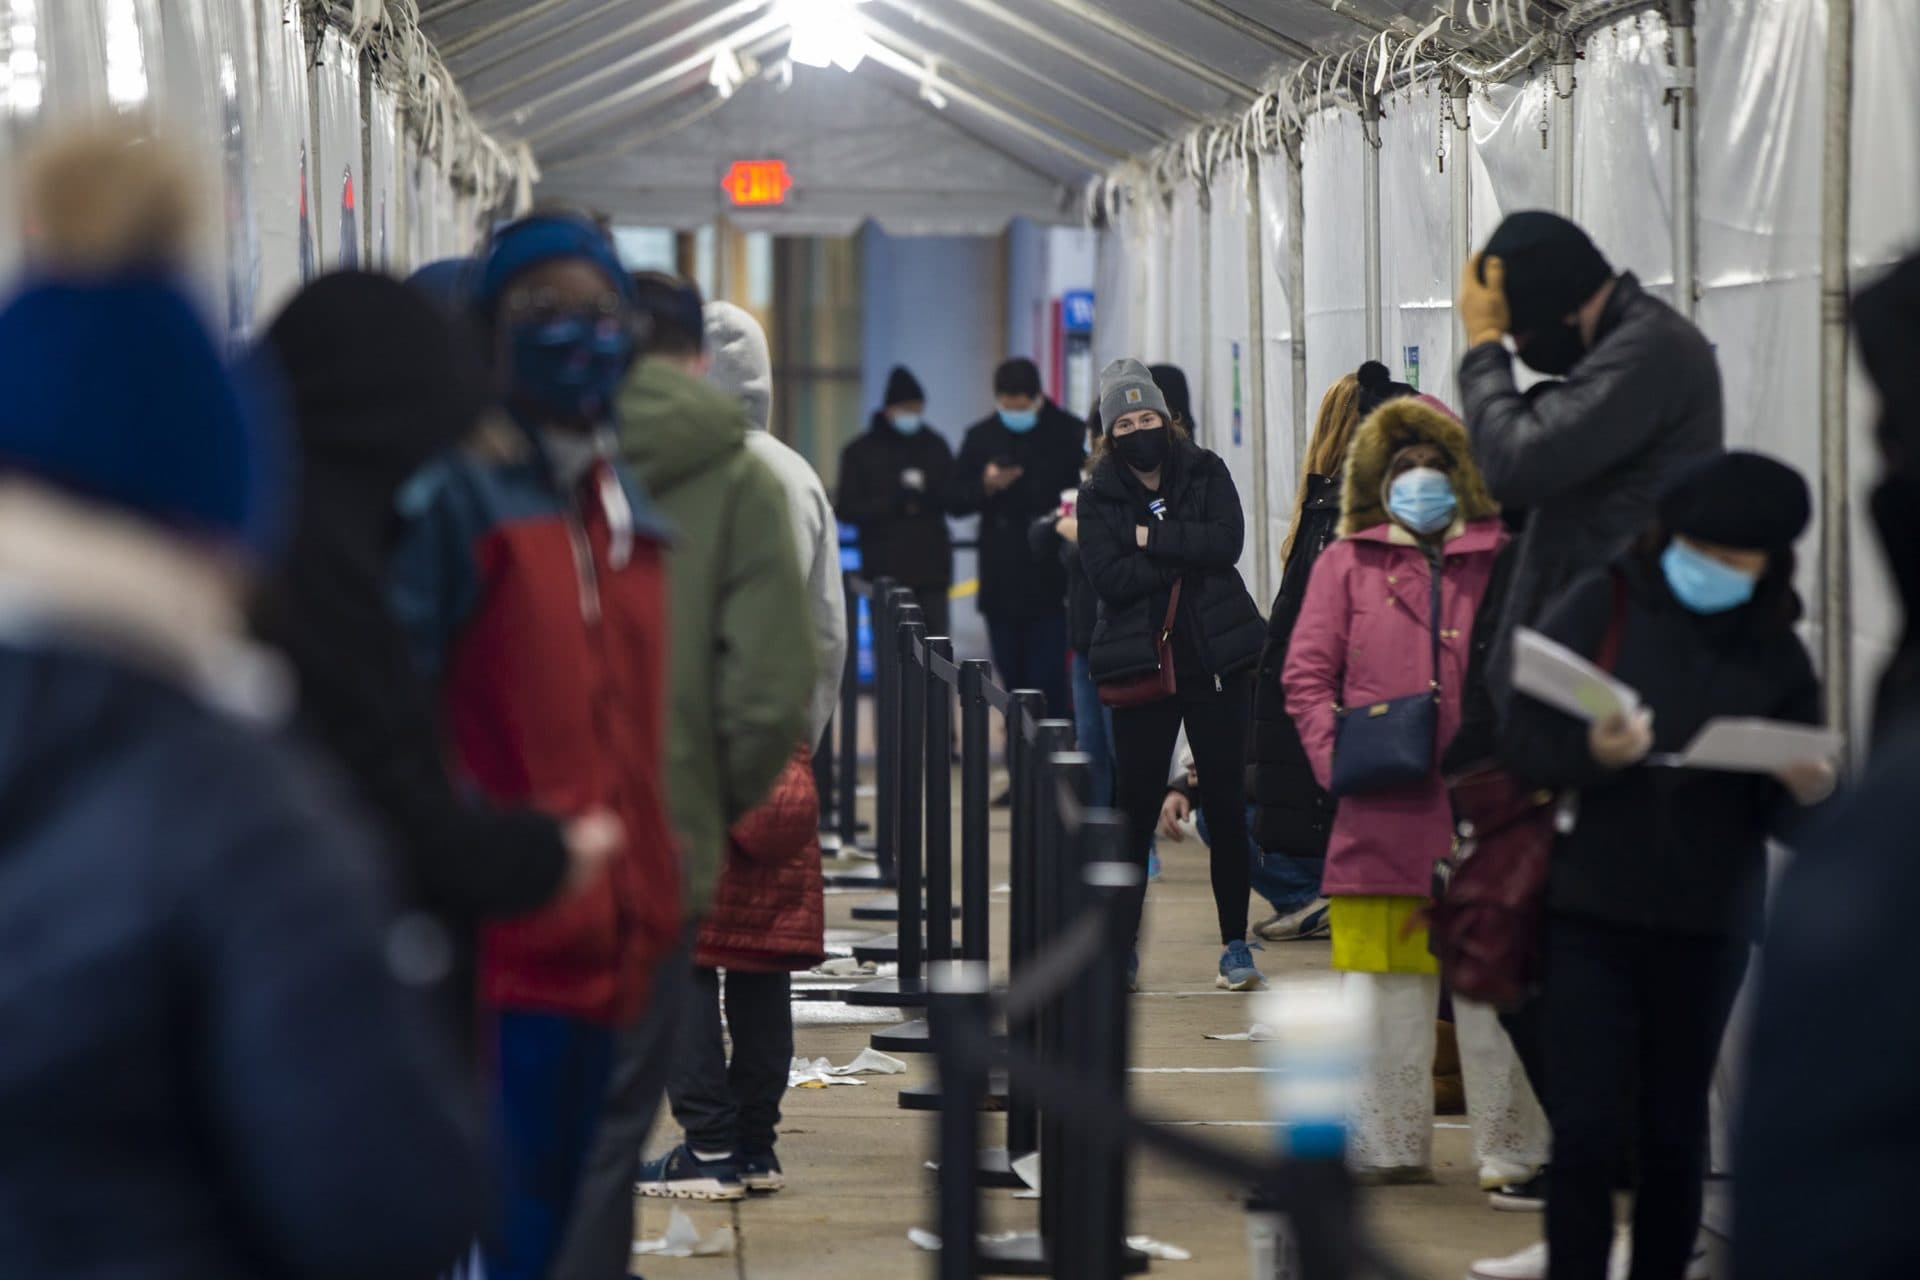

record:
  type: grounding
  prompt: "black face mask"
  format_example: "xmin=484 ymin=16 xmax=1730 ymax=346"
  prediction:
xmin=1517 ymin=321 xmax=1586 ymax=376
xmin=1114 ymin=427 xmax=1169 ymax=473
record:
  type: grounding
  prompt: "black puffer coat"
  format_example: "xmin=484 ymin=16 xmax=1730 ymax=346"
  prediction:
xmin=1029 ymin=513 xmax=1099 ymax=655
xmin=1078 ymin=435 xmax=1264 ymax=688
xmin=950 ymin=402 xmax=1086 ymax=619
xmin=835 ymin=414 xmax=956 ymax=588
xmin=1248 ymin=473 xmax=1340 ymax=854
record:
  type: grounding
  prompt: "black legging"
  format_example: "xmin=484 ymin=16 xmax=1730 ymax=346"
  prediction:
xmin=1110 ymin=670 xmax=1253 ymax=947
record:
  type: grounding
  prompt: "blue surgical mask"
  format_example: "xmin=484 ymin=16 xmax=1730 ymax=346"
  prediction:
xmin=1386 ymin=467 xmax=1457 ymax=535
xmin=999 ymin=407 xmax=1040 ymax=433
xmin=509 ymin=312 xmax=634 ymax=424
xmin=889 ymin=413 xmax=923 ymax=434
xmin=1661 ymin=540 xmax=1759 ymax=614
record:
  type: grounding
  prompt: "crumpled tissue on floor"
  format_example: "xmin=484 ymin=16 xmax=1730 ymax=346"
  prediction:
xmin=633 ymin=1206 xmax=735 ymax=1258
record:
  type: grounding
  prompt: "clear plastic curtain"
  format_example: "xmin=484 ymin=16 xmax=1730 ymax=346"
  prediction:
xmin=367 ymin=81 xmax=399 ymax=272
xmin=1093 ymin=219 xmax=1135 ymax=379
xmin=1204 ymin=156 xmax=1259 ymax=586
xmin=1301 ymin=108 xmax=1366 ymax=414
xmin=1256 ymin=149 xmax=1298 ymax=596
xmin=1467 ymin=76 xmax=1553 ymax=247
xmin=1574 ymin=16 xmax=1675 ymax=298
xmin=1166 ymin=179 xmax=1206 ymax=422
xmin=1378 ymin=88 xmax=1456 ymax=409
xmin=311 ymin=26 xmax=362 ymax=270
xmin=1136 ymin=195 xmax=1171 ymax=365
xmin=253 ymin=0 xmax=314 ymax=316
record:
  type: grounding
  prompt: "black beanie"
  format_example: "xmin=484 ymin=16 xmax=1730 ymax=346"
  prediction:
xmin=884 ymin=365 xmax=925 ymax=408
xmin=1355 ymin=360 xmax=1417 ymax=418
xmin=1150 ymin=363 xmax=1193 ymax=426
xmin=994 ymin=357 xmax=1042 ymax=399
xmin=1658 ymin=451 xmax=1811 ymax=552
xmin=1484 ymin=211 xmax=1614 ymax=336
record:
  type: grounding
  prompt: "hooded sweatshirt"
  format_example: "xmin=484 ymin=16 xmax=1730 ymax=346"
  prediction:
xmin=620 ymin=359 xmax=815 ymax=914
xmin=704 ymin=301 xmax=847 ymax=745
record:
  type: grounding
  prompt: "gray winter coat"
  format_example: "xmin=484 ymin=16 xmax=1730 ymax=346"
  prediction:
xmin=1458 ymin=272 xmax=1723 ymax=708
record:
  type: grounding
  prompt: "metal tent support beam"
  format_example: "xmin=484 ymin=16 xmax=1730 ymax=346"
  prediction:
xmin=1450 ymin=78 xmax=1472 ymax=346
xmin=941 ymin=0 xmax=1206 ymax=124
xmin=1552 ymin=35 xmax=1577 ymax=215
xmin=1026 ymin=0 xmax=1262 ymax=101
xmin=1285 ymin=130 xmax=1309 ymax=472
xmin=1173 ymin=0 xmax=1320 ymax=61
xmin=1666 ymin=0 xmax=1699 ymax=320
xmin=439 ymin=0 xmax=617 ymax=65
xmin=1821 ymin=0 xmax=1855 ymax=755
xmin=1361 ymin=93 xmax=1383 ymax=360
xmin=1245 ymin=156 xmax=1273 ymax=605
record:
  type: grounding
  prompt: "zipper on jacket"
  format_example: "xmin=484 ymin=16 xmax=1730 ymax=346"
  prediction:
xmin=564 ymin=512 xmax=602 ymax=625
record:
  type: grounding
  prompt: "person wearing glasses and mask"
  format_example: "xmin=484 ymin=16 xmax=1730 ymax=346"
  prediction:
xmin=1077 ymin=358 xmax=1266 ymax=993
xmin=392 ymin=213 xmax=681 ymax=1280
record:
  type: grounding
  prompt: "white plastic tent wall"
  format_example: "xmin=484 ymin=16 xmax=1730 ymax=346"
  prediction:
xmin=1094 ymin=0 xmax=1920 ymax=756
xmin=0 ymin=0 xmax=519 ymax=342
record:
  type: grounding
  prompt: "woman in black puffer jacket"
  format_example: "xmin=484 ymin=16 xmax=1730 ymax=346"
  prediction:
xmin=1079 ymin=358 xmax=1265 ymax=990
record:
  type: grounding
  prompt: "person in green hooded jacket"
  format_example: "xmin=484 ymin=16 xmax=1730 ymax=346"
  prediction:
xmin=552 ymin=274 xmax=814 ymax=1277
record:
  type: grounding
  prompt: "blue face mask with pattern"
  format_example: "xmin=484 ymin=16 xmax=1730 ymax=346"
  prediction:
xmin=999 ymin=406 xmax=1040 ymax=433
xmin=1661 ymin=539 xmax=1759 ymax=614
xmin=509 ymin=312 xmax=634 ymax=423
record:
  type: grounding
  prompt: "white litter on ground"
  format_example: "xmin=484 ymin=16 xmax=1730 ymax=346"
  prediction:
xmin=633 ymin=1207 xmax=735 ymax=1257
xmin=787 ymin=1048 xmax=908 ymax=1088
xmin=1011 ymin=1151 xmax=1041 ymax=1200
xmin=1128 ymin=1236 xmax=1193 ymax=1261
xmin=1205 ymin=1022 xmax=1275 ymax=1041
xmin=908 ymin=1228 xmax=1029 ymax=1253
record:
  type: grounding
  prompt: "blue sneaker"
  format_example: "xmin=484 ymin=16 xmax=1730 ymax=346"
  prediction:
xmin=1147 ymin=849 xmax=1163 ymax=881
xmin=636 ymin=1144 xmax=746 ymax=1201
xmin=1217 ymin=939 xmax=1264 ymax=991
xmin=739 ymin=1150 xmax=785 ymax=1193
xmin=1126 ymin=950 xmax=1140 ymax=993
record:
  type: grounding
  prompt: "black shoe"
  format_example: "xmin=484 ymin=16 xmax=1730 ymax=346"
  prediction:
xmin=740 ymin=1150 xmax=785 ymax=1193
xmin=991 ymin=788 xmax=1012 ymax=809
xmin=1487 ymin=1169 xmax=1548 ymax=1212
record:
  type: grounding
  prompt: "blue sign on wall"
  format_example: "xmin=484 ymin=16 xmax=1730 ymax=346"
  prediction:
xmin=1062 ymin=289 xmax=1095 ymax=334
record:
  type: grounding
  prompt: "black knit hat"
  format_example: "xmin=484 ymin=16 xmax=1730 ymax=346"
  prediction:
xmin=1355 ymin=360 xmax=1416 ymax=418
xmin=1658 ymin=451 xmax=1812 ymax=551
xmin=1150 ymin=363 xmax=1192 ymax=426
xmin=884 ymin=365 xmax=925 ymax=408
xmin=1484 ymin=211 xmax=1614 ymax=336
xmin=994 ymin=357 xmax=1042 ymax=398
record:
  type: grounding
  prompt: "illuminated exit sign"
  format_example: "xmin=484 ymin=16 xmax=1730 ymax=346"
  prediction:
xmin=723 ymin=160 xmax=793 ymax=207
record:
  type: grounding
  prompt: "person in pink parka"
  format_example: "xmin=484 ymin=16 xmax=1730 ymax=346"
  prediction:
xmin=1284 ymin=395 xmax=1547 ymax=1187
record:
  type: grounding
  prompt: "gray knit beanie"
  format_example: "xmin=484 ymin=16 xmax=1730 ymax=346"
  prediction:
xmin=1098 ymin=357 xmax=1170 ymax=429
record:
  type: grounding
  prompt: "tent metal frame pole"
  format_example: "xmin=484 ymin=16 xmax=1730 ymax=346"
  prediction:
xmin=438 ymin=0 xmax=615 ymax=64
xmin=526 ymin=12 xmax=788 ymax=146
xmin=1820 ymin=0 xmax=1855 ymax=755
xmin=1198 ymin=172 xmax=1214 ymax=429
xmin=859 ymin=17 xmax=1129 ymax=161
xmin=1361 ymin=92 xmax=1383 ymax=360
xmin=1666 ymin=1 xmax=1698 ymax=320
xmin=859 ymin=39 xmax=1113 ymax=173
xmin=939 ymin=0 xmax=1206 ymax=123
xmin=476 ymin=0 xmax=771 ymax=116
xmin=1244 ymin=155 xmax=1273 ymax=605
xmin=1024 ymin=0 xmax=1262 ymax=101
xmin=1449 ymin=77 xmax=1472 ymax=349
xmin=1173 ymin=0 xmax=1320 ymax=60
xmin=1552 ymin=36 xmax=1577 ymax=216
xmin=1285 ymin=130 xmax=1309 ymax=476
xmin=872 ymin=0 xmax=1165 ymax=144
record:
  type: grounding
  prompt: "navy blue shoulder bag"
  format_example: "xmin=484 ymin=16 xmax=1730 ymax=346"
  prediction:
xmin=1329 ymin=550 xmax=1442 ymax=797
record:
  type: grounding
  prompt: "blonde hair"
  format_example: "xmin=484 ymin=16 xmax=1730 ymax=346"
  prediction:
xmin=1281 ymin=374 xmax=1363 ymax=564
xmin=22 ymin=119 xmax=201 ymax=275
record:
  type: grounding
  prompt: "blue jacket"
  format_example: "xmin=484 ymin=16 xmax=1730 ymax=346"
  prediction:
xmin=0 ymin=642 xmax=491 ymax=1279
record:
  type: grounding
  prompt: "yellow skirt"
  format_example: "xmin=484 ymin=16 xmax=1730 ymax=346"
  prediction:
xmin=1329 ymin=896 xmax=1438 ymax=975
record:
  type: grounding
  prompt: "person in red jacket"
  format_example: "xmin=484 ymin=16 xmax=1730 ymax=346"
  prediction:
xmin=392 ymin=213 xmax=679 ymax=1280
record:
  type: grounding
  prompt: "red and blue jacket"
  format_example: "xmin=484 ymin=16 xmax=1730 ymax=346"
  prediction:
xmin=394 ymin=426 xmax=679 ymax=1027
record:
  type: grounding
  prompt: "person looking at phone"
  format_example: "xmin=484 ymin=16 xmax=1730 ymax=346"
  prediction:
xmin=951 ymin=357 xmax=1084 ymax=718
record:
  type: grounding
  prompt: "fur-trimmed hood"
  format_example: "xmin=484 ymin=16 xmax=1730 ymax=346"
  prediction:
xmin=1339 ymin=397 xmax=1499 ymax=536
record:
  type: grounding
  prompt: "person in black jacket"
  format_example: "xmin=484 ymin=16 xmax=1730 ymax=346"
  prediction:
xmin=1079 ymin=358 xmax=1266 ymax=992
xmin=254 ymin=270 xmax=618 ymax=1051
xmin=951 ymin=357 xmax=1084 ymax=717
xmin=1029 ymin=404 xmax=1110 ymax=804
xmin=1499 ymin=452 xmax=1833 ymax=1280
xmin=836 ymin=365 xmax=956 ymax=637
xmin=1247 ymin=362 xmax=1416 ymax=939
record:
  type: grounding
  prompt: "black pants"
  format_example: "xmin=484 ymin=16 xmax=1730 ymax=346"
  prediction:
xmin=910 ymin=586 xmax=951 ymax=643
xmin=549 ymin=927 xmax=696 ymax=1280
xmin=987 ymin=612 xmax=1070 ymax=721
xmin=668 ymin=968 xmax=794 ymax=1156
xmin=1543 ymin=915 xmax=1746 ymax=1280
xmin=1110 ymin=671 xmax=1252 ymax=946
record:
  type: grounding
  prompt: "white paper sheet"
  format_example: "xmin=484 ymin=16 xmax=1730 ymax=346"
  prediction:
xmin=1659 ymin=719 xmax=1842 ymax=774
xmin=633 ymin=1207 xmax=735 ymax=1258
xmin=1512 ymin=627 xmax=1643 ymax=722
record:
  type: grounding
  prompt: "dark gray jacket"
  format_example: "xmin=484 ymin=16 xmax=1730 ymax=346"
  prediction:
xmin=1459 ymin=272 xmax=1723 ymax=708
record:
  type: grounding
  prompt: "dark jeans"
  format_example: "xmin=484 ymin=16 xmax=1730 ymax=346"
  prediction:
xmin=986 ymin=611 xmax=1070 ymax=720
xmin=668 ymin=968 xmax=795 ymax=1155
xmin=1068 ymin=652 xmax=1115 ymax=808
xmin=911 ymin=586 xmax=951 ymax=642
xmin=1111 ymin=671 xmax=1253 ymax=946
xmin=547 ymin=929 xmax=696 ymax=1280
xmin=1543 ymin=914 xmax=1746 ymax=1280
xmin=1198 ymin=804 xmax=1324 ymax=917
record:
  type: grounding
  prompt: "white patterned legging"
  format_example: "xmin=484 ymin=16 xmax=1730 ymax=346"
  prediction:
xmin=1342 ymin=971 xmax=1550 ymax=1180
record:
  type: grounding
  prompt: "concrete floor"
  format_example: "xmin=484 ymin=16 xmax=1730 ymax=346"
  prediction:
xmin=629 ymin=789 xmax=1538 ymax=1280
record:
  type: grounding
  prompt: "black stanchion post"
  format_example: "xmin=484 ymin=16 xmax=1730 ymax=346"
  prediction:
xmin=851 ymin=587 xmax=914 ymax=916
xmin=929 ymin=960 xmax=991 ymax=1280
xmin=1077 ymin=844 xmax=1146 ymax=1280
xmin=835 ymin=571 xmax=861 ymax=850
xmin=895 ymin=617 xmax=928 ymax=996
xmin=924 ymin=637 xmax=955 ymax=964
xmin=1031 ymin=724 xmax=1081 ymax=1256
xmin=1002 ymin=689 xmax=1046 ymax=1161
xmin=957 ymin=660 xmax=992 ymax=965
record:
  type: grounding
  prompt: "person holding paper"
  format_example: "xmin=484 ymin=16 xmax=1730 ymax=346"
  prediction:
xmin=1284 ymin=396 xmax=1547 ymax=1189
xmin=1496 ymin=451 xmax=1831 ymax=1280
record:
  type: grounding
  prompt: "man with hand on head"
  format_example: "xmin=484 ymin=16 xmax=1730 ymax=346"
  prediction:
xmin=837 ymin=365 xmax=956 ymax=637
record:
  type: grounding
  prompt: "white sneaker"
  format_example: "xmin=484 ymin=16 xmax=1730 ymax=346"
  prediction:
xmin=1468 ymin=1231 xmax=1709 ymax=1280
xmin=1254 ymin=897 xmax=1332 ymax=941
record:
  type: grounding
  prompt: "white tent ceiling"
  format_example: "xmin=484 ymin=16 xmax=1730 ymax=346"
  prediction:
xmin=417 ymin=0 xmax=1549 ymax=233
